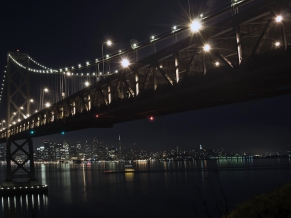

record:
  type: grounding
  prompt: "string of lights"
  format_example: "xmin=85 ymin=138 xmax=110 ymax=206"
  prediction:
xmin=0 ymin=67 xmax=6 ymax=104
xmin=7 ymin=0 xmax=280 ymax=81
xmin=27 ymin=56 xmax=52 ymax=70
xmin=8 ymin=54 xmax=58 ymax=74
xmin=9 ymin=54 xmax=119 ymax=77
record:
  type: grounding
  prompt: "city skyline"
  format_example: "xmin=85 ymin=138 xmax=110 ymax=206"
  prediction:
xmin=0 ymin=0 xmax=290 ymax=153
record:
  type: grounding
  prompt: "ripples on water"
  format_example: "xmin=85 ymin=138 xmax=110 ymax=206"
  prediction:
xmin=0 ymin=158 xmax=291 ymax=218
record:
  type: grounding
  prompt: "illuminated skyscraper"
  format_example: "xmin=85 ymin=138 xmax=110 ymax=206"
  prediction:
xmin=119 ymin=135 xmax=122 ymax=153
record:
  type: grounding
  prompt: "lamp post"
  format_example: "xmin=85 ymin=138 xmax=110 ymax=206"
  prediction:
xmin=28 ymin=99 xmax=34 ymax=116
xmin=102 ymin=40 xmax=112 ymax=75
xmin=40 ymin=88 xmax=49 ymax=110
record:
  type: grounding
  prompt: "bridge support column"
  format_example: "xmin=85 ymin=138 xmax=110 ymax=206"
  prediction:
xmin=153 ymin=67 xmax=157 ymax=90
xmin=203 ymin=53 xmax=207 ymax=75
xmin=281 ymin=21 xmax=288 ymax=51
xmin=3 ymin=137 xmax=38 ymax=186
xmin=5 ymin=140 xmax=12 ymax=184
xmin=175 ymin=54 xmax=179 ymax=83
xmin=135 ymin=71 xmax=139 ymax=96
xmin=233 ymin=6 xmax=242 ymax=66
xmin=107 ymin=83 xmax=111 ymax=104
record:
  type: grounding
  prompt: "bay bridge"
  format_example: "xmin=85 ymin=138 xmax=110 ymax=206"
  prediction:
xmin=0 ymin=0 xmax=290 ymax=187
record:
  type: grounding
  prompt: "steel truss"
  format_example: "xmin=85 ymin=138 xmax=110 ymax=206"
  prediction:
xmin=0 ymin=0 xmax=290 ymax=142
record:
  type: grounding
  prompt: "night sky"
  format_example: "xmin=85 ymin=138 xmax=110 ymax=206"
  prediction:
xmin=0 ymin=0 xmax=290 ymax=153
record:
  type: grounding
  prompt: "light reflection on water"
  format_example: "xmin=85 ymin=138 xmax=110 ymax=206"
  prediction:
xmin=0 ymin=194 xmax=48 ymax=218
xmin=0 ymin=158 xmax=290 ymax=217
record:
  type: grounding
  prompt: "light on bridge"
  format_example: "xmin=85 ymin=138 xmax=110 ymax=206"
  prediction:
xmin=215 ymin=62 xmax=220 ymax=67
xmin=85 ymin=81 xmax=90 ymax=87
xmin=45 ymin=103 xmax=51 ymax=107
xmin=203 ymin=44 xmax=211 ymax=52
xmin=30 ymin=99 xmax=34 ymax=102
xmin=172 ymin=26 xmax=177 ymax=32
xmin=44 ymin=88 xmax=48 ymax=92
xmin=275 ymin=15 xmax=283 ymax=23
xmin=190 ymin=20 xmax=202 ymax=33
xmin=275 ymin=41 xmax=280 ymax=47
xmin=121 ymin=59 xmax=130 ymax=68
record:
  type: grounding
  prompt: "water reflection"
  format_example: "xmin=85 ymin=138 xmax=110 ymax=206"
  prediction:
xmin=0 ymin=194 xmax=48 ymax=218
xmin=22 ymin=158 xmax=291 ymax=217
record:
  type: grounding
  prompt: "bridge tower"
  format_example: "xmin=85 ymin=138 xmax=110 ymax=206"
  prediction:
xmin=3 ymin=52 xmax=38 ymax=187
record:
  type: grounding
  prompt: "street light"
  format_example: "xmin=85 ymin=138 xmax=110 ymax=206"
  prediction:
xmin=190 ymin=20 xmax=202 ymax=33
xmin=275 ymin=15 xmax=283 ymax=23
xmin=121 ymin=59 xmax=130 ymax=68
xmin=102 ymin=40 xmax=112 ymax=75
xmin=203 ymin=44 xmax=211 ymax=52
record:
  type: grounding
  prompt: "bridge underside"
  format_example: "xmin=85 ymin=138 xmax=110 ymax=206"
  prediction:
xmin=3 ymin=48 xmax=291 ymax=142
xmin=1 ymin=0 xmax=291 ymax=142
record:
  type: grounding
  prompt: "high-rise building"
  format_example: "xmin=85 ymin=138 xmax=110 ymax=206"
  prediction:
xmin=119 ymin=135 xmax=122 ymax=153
xmin=44 ymin=140 xmax=49 ymax=149
xmin=63 ymin=141 xmax=70 ymax=160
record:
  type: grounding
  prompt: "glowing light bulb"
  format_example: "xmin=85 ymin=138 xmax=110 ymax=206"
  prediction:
xmin=190 ymin=20 xmax=202 ymax=32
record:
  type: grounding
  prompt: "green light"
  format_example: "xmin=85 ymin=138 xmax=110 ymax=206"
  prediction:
xmin=30 ymin=130 xmax=34 ymax=134
xmin=61 ymin=132 xmax=65 ymax=135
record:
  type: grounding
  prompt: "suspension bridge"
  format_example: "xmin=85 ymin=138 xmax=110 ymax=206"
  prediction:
xmin=0 ymin=0 xmax=290 ymax=189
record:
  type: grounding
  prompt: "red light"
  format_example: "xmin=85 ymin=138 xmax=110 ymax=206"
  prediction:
xmin=96 ymin=115 xmax=99 ymax=118
xmin=150 ymin=116 xmax=154 ymax=121
xmin=17 ymin=50 xmax=19 ymax=52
